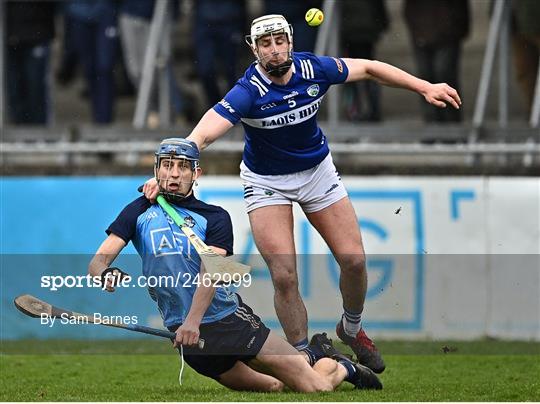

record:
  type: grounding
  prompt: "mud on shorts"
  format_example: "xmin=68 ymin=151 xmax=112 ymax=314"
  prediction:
xmin=168 ymin=295 xmax=270 ymax=379
xmin=240 ymin=153 xmax=348 ymax=213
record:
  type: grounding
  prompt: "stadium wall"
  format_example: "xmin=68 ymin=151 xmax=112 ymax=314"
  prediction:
xmin=1 ymin=176 xmax=538 ymax=341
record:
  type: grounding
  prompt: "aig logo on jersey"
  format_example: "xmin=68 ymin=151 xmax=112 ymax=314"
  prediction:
xmin=150 ymin=228 xmax=190 ymax=257
xmin=307 ymin=84 xmax=320 ymax=97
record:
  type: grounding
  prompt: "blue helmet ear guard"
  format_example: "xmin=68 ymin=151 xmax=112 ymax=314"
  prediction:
xmin=154 ymin=138 xmax=200 ymax=203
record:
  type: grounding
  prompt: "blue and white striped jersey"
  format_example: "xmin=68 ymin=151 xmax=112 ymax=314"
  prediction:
xmin=213 ymin=52 xmax=349 ymax=175
xmin=107 ymin=195 xmax=238 ymax=327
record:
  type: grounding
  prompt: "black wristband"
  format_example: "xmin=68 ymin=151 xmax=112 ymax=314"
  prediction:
xmin=101 ymin=267 xmax=130 ymax=286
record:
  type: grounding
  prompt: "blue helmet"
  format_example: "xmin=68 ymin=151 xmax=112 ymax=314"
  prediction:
xmin=154 ymin=138 xmax=200 ymax=202
xmin=155 ymin=138 xmax=200 ymax=170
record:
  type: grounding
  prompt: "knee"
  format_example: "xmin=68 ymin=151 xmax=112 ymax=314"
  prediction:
xmin=271 ymin=269 xmax=299 ymax=295
xmin=339 ymin=253 xmax=366 ymax=275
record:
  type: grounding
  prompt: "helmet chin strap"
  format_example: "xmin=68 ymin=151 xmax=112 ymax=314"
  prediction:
xmin=264 ymin=59 xmax=293 ymax=77
xmin=159 ymin=186 xmax=193 ymax=205
xmin=255 ymin=31 xmax=293 ymax=78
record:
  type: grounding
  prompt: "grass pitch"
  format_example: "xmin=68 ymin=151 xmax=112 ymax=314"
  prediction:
xmin=1 ymin=339 xmax=539 ymax=401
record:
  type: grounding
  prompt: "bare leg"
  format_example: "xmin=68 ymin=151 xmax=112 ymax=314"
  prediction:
xmin=306 ymin=197 xmax=386 ymax=373
xmin=306 ymin=197 xmax=367 ymax=313
xmin=218 ymin=360 xmax=284 ymax=392
xmin=248 ymin=331 xmax=347 ymax=392
xmin=249 ymin=205 xmax=308 ymax=345
xmin=312 ymin=357 xmax=348 ymax=388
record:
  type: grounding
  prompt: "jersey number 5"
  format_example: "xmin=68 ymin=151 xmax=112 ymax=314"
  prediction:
xmin=288 ymin=98 xmax=296 ymax=108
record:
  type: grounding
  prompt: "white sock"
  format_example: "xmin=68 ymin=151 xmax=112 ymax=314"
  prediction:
xmin=342 ymin=311 xmax=362 ymax=337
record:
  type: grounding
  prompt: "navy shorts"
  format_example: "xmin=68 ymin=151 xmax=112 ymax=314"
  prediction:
xmin=168 ymin=296 xmax=270 ymax=379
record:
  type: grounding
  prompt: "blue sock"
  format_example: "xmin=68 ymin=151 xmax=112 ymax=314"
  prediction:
xmin=292 ymin=338 xmax=309 ymax=351
xmin=303 ymin=348 xmax=317 ymax=366
xmin=337 ymin=358 xmax=357 ymax=383
xmin=293 ymin=338 xmax=319 ymax=366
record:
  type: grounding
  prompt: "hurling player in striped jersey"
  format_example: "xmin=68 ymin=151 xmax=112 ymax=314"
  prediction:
xmin=144 ymin=14 xmax=461 ymax=374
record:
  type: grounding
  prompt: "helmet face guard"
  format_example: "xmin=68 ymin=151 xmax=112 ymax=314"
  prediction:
xmin=154 ymin=138 xmax=200 ymax=203
xmin=245 ymin=14 xmax=293 ymax=77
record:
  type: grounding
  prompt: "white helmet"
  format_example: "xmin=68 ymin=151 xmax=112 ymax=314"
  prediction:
xmin=246 ymin=14 xmax=293 ymax=48
xmin=245 ymin=14 xmax=294 ymax=77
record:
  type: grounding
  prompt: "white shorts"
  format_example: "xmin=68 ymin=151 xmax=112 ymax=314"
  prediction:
xmin=240 ymin=153 xmax=348 ymax=214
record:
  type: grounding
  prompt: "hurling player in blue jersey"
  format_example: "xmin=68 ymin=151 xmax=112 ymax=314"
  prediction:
xmin=90 ymin=138 xmax=382 ymax=392
xmin=144 ymin=14 xmax=462 ymax=374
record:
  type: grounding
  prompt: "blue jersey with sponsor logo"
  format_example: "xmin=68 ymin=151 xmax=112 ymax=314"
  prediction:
xmin=107 ymin=194 xmax=238 ymax=327
xmin=213 ymin=52 xmax=349 ymax=175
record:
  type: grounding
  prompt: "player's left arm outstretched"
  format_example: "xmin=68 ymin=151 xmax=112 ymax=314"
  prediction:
xmin=342 ymin=58 xmax=462 ymax=109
